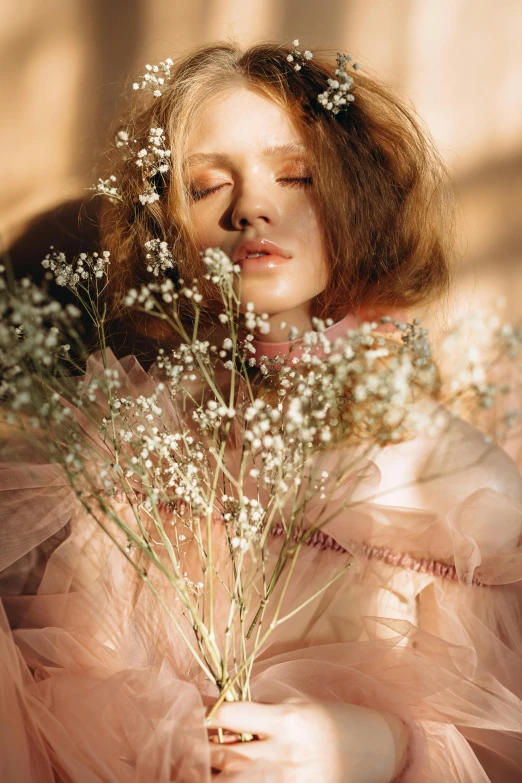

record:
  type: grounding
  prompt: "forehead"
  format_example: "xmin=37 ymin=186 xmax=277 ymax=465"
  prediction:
xmin=186 ymin=87 xmax=306 ymax=159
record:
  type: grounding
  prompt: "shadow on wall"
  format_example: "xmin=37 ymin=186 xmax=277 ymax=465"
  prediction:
xmin=455 ymin=150 xmax=522 ymax=273
xmin=76 ymin=0 xmax=146 ymax=175
xmin=449 ymin=149 xmax=522 ymax=323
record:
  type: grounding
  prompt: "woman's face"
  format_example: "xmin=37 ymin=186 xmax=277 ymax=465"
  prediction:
xmin=184 ymin=87 xmax=329 ymax=341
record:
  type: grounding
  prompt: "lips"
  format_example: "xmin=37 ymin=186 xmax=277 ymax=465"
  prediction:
xmin=231 ymin=239 xmax=291 ymax=264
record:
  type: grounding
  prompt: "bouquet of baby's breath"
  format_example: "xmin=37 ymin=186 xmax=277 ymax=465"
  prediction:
xmin=1 ymin=247 xmax=521 ymax=718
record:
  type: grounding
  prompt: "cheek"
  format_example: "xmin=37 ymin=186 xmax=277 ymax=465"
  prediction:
xmin=189 ymin=206 xmax=221 ymax=248
xmin=288 ymin=195 xmax=323 ymax=245
xmin=290 ymin=200 xmax=328 ymax=282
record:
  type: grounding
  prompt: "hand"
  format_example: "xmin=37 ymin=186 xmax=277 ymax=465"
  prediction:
xmin=207 ymin=699 xmax=409 ymax=782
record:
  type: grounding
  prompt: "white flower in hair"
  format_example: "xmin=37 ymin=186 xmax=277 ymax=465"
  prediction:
xmin=115 ymin=130 xmax=130 ymax=148
xmin=132 ymin=58 xmax=174 ymax=97
xmin=132 ymin=127 xmax=171 ymax=205
xmin=318 ymin=52 xmax=358 ymax=115
xmin=138 ymin=187 xmax=160 ymax=206
xmin=144 ymin=239 xmax=175 ymax=277
xmin=89 ymin=175 xmax=122 ymax=203
xmin=287 ymin=39 xmax=313 ymax=71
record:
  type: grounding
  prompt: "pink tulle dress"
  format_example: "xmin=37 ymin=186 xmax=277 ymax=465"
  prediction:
xmin=1 ymin=315 xmax=522 ymax=782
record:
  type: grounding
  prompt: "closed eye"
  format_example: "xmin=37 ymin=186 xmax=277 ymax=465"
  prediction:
xmin=190 ymin=184 xmax=225 ymax=202
xmin=190 ymin=176 xmax=313 ymax=202
xmin=278 ymin=176 xmax=313 ymax=187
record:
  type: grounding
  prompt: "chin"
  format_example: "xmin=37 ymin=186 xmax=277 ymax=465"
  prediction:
xmin=238 ymin=290 xmax=301 ymax=314
xmin=240 ymin=300 xmax=298 ymax=315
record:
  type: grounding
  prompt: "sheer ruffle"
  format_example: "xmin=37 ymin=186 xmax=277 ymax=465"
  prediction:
xmin=1 ymin=351 xmax=521 ymax=781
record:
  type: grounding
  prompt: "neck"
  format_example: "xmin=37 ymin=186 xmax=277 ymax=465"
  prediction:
xmin=254 ymin=303 xmax=313 ymax=343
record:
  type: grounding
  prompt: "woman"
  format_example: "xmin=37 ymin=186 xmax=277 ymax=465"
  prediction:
xmin=1 ymin=42 xmax=521 ymax=782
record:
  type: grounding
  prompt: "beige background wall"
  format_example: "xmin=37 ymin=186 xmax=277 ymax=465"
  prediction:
xmin=1 ymin=0 xmax=521 ymax=323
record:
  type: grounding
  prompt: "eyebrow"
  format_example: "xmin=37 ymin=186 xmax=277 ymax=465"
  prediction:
xmin=186 ymin=142 xmax=308 ymax=167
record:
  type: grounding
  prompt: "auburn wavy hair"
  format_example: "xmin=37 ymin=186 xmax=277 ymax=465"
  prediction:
xmin=99 ymin=41 xmax=455 ymax=355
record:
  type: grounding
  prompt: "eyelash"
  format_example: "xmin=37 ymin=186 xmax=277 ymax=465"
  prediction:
xmin=190 ymin=176 xmax=313 ymax=202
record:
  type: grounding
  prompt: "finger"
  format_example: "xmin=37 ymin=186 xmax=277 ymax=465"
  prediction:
xmin=206 ymin=702 xmax=279 ymax=737
xmin=209 ymin=738 xmax=272 ymax=763
xmin=209 ymin=745 xmax=250 ymax=774
xmin=210 ymin=744 xmax=281 ymax=783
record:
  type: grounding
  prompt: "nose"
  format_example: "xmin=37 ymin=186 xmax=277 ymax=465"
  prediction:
xmin=230 ymin=179 xmax=281 ymax=231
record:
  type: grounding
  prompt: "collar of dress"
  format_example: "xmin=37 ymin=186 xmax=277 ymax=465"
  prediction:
xmin=248 ymin=312 xmax=358 ymax=366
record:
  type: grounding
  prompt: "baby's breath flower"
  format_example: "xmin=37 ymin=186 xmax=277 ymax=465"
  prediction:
xmin=3 ymin=236 xmax=521 ymax=712
xmin=243 ymin=306 xmax=270 ymax=336
xmin=143 ymin=239 xmax=175 ymax=276
xmin=89 ymin=175 xmax=121 ymax=203
xmin=287 ymin=39 xmax=313 ymax=71
xmin=132 ymin=58 xmax=174 ymax=96
xmin=42 ymin=249 xmax=110 ymax=293
xmin=115 ymin=129 xmax=130 ymax=148
xmin=201 ymin=247 xmax=239 ymax=286
xmin=139 ymin=187 xmax=160 ymax=206
xmin=123 ymin=127 xmax=172 ymax=205
xmin=318 ymin=52 xmax=357 ymax=115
